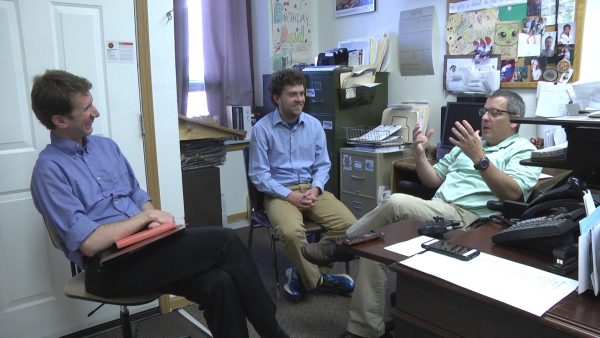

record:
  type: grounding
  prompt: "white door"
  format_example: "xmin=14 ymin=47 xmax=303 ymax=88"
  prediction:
xmin=0 ymin=1 xmax=152 ymax=337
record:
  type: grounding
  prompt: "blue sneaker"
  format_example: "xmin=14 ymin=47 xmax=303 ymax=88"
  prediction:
xmin=284 ymin=267 xmax=304 ymax=302
xmin=318 ymin=273 xmax=355 ymax=295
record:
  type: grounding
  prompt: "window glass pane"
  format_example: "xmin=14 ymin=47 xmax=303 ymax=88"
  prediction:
xmin=187 ymin=0 xmax=204 ymax=82
xmin=186 ymin=0 xmax=208 ymax=116
xmin=187 ymin=91 xmax=209 ymax=118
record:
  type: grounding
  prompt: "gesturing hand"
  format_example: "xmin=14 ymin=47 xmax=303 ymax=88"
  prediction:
xmin=448 ymin=120 xmax=484 ymax=162
xmin=412 ymin=124 xmax=434 ymax=156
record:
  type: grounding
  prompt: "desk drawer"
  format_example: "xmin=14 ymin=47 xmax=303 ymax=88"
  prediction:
xmin=341 ymin=193 xmax=377 ymax=219
xmin=341 ymin=153 xmax=377 ymax=197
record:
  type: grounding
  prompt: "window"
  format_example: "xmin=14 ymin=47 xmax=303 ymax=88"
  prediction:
xmin=187 ymin=0 xmax=209 ymax=117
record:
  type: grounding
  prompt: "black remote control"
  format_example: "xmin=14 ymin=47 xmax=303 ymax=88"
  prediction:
xmin=418 ymin=217 xmax=461 ymax=237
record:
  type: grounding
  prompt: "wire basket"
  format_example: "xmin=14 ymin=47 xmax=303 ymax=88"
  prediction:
xmin=345 ymin=126 xmax=403 ymax=146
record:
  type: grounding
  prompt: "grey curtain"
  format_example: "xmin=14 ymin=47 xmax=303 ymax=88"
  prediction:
xmin=201 ymin=0 xmax=254 ymax=125
xmin=173 ymin=0 xmax=189 ymax=116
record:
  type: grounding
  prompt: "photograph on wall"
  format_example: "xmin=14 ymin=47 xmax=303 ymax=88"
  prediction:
xmin=444 ymin=55 xmax=500 ymax=93
xmin=557 ymin=44 xmax=574 ymax=64
xmin=558 ymin=22 xmax=575 ymax=45
xmin=526 ymin=0 xmax=541 ymax=16
xmin=513 ymin=65 xmax=528 ymax=82
xmin=500 ymin=60 xmax=515 ymax=82
xmin=526 ymin=56 xmax=545 ymax=81
xmin=335 ymin=0 xmax=375 ymax=18
xmin=540 ymin=32 xmax=556 ymax=57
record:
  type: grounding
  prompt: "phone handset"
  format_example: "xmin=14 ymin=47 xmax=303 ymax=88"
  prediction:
xmin=521 ymin=199 xmax=584 ymax=219
xmin=521 ymin=176 xmax=584 ymax=219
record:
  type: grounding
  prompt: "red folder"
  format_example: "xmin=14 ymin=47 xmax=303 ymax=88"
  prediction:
xmin=99 ymin=223 xmax=185 ymax=265
xmin=116 ymin=222 xmax=178 ymax=249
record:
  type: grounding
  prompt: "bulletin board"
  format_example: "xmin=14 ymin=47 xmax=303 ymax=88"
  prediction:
xmin=446 ymin=0 xmax=586 ymax=89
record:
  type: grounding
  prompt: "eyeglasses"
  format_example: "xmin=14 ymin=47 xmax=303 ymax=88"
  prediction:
xmin=478 ymin=107 xmax=518 ymax=118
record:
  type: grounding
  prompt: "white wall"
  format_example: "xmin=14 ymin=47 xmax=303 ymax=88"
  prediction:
xmin=153 ymin=0 xmax=600 ymax=223
xmin=146 ymin=2 xmax=185 ymax=223
xmin=252 ymin=0 xmax=599 ymax=143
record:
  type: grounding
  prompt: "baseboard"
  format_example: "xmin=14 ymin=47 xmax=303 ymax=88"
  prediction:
xmin=60 ymin=307 xmax=160 ymax=338
xmin=227 ymin=212 xmax=248 ymax=224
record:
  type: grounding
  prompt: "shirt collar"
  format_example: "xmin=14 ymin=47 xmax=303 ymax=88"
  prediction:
xmin=272 ymin=108 xmax=304 ymax=127
xmin=482 ymin=133 xmax=519 ymax=151
xmin=50 ymin=132 xmax=89 ymax=155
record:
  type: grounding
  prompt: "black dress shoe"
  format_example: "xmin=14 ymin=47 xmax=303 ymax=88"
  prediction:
xmin=339 ymin=331 xmax=366 ymax=338
xmin=339 ymin=331 xmax=392 ymax=338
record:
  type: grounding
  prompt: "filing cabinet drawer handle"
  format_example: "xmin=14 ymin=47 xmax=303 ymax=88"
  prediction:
xmin=351 ymin=201 xmax=363 ymax=210
xmin=351 ymin=175 xmax=365 ymax=181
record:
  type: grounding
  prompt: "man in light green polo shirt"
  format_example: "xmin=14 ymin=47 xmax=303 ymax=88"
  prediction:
xmin=303 ymin=89 xmax=541 ymax=338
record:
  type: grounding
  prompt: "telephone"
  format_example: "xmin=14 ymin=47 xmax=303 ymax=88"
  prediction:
xmin=488 ymin=176 xmax=585 ymax=220
xmin=520 ymin=176 xmax=585 ymax=219
xmin=491 ymin=177 xmax=586 ymax=255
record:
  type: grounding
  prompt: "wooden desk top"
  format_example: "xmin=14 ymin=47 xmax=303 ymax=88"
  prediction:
xmin=345 ymin=220 xmax=600 ymax=336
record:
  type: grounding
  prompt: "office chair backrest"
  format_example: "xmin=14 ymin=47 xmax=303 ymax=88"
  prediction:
xmin=243 ymin=147 xmax=266 ymax=211
xmin=43 ymin=217 xmax=63 ymax=250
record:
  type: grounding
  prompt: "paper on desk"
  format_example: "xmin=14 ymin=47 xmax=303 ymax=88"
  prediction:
xmin=591 ymin=225 xmax=600 ymax=295
xmin=384 ymin=235 xmax=432 ymax=256
xmin=340 ymin=67 xmax=377 ymax=88
xmin=583 ymin=189 xmax=596 ymax=216
xmin=579 ymin=204 xmax=600 ymax=234
xmin=401 ymin=251 xmax=577 ymax=316
xmin=578 ymin=231 xmax=591 ymax=294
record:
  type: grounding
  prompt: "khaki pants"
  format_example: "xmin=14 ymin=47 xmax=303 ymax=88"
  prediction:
xmin=264 ymin=183 xmax=356 ymax=290
xmin=346 ymin=193 xmax=479 ymax=338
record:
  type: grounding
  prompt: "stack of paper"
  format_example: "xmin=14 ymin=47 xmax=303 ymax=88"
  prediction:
xmin=578 ymin=195 xmax=600 ymax=294
xmin=338 ymin=32 xmax=390 ymax=71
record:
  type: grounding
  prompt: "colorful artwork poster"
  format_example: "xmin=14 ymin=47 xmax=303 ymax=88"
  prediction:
xmin=272 ymin=0 xmax=312 ymax=54
xmin=446 ymin=8 xmax=499 ymax=55
xmin=494 ymin=21 xmax=519 ymax=60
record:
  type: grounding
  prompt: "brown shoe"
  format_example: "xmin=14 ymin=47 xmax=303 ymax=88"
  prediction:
xmin=301 ymin=240 xmax=356 ymax=265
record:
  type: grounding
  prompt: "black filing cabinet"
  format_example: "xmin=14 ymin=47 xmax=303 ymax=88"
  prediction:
xmin=182 ymin=167 xmax=223 ymax=227
xmin=303 ymin=69 xmax=389 ymax=197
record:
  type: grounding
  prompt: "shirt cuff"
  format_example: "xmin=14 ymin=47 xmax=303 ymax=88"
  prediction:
xmin=274 ymin=186 xmax=292 ymax=200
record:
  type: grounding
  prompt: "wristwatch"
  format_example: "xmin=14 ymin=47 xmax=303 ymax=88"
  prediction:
xmin=474 ymin=157 xmax=490 ymax=171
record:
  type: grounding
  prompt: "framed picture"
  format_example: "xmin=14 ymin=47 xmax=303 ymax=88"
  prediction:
xmin=336 ymin=0 xmax=375 ymax=18
xmin=444 ymin=54 xmax=501 ymax=93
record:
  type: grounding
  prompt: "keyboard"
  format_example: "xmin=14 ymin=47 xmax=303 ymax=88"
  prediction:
xmin=491 ymin=214 xmax=577 ymax=243
xmin=530 ymin=142 xmax=568 ymax=161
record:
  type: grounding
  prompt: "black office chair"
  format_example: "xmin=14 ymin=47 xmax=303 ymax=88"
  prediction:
xmin=42 ymin=219 xmax=160 ymax=338
xmin=243 ymin=148 xmax=349 ymax=299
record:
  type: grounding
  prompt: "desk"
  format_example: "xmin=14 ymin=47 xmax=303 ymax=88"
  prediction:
xmin=510 ymin=116 xmax=600 ymax=187
xmin=344 ymin=221 xmax=600 ymax=337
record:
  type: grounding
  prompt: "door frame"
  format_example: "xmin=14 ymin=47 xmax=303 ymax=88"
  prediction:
xmin=135 ymin=0 xmax=194 ymax=313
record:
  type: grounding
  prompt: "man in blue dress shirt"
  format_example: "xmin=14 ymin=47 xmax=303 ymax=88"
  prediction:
xmin=249 ymin=68 xmax=356 ymax=302
xmin=30 ymin=70 xmax=288 ymax=338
